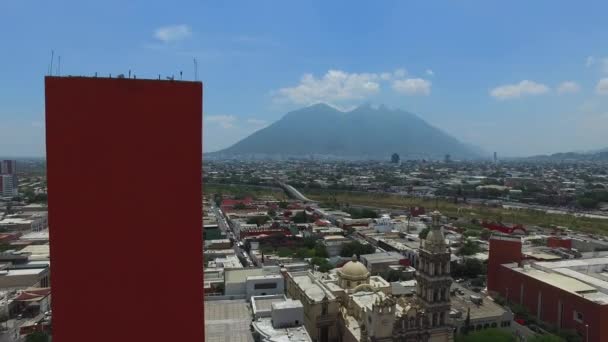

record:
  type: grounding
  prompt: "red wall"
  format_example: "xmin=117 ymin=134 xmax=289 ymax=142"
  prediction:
xmin=547 ymin=236 xmax=572 ymax=249
xmin=487 ymin=236 xmax=522 ymax=293
xmin=45 ymin=77 xmax=204 ymax=342
xmin=496 ymin=266 xmax=608 ymax=342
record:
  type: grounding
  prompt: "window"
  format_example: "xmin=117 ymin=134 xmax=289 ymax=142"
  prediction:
xmin=254 ymin=282 xmax=277 ymax=290
xmin=573 ymin=310 xmax=584 ymax=323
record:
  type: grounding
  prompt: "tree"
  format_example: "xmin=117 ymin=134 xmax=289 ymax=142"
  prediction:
xmin=293 ymin=211 xmax=313 ymax=224
xmin=302 ymin=236 xmax=318 ymax=249
xmin=314 ymin=244 xmax=329 ymax=258
xmin=419 ymin=227 xmax=430 ymax=239
xmin=455 ymin=329 xmax=515 ymax=342
xmin=311 ymin=257 xmax=333 ymax=273
xmin=233 ymin=203 xmax=247 ymax=210
xmin=277 ymin=247 xmax=292 ymax=257
xmin=452 ymin=258 xmax=485 ymax=278
xmin=25 ymin=332 xmax=50 ymax=342
xmin=278 ymin=201 xmax=289 ymax=209
xmin=340 ymin=241 xmax=375 ymax=257
xmin=247 ymin=216 xmax=269 ymax=226
xmin=480 ymin=228 xmax=492 ymax=240
xmin=458 ymin=240 xmax=481 ymax=256
xmin=527 ymin=335 xmax=566 ymax=342
xmin=391 ymin=153 xmax=400 ymax=164
xmin=268 ymin=208 xmax=277 ymax=217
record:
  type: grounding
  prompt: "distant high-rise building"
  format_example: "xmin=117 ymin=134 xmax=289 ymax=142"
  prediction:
xmin=0 ymin=160 xmax=16 ymax=175
xmin=0 ymin=174 xmax=18 ymax=198
xmin=493 ymin=152 xmax=498 ymax=164
xmin=444 ymin=154 xmax=451 ymax=163
xmin=391 ymin=153 xmax=400 ymax=164
xmin=0 ymin=160 xmax=18 ymax=197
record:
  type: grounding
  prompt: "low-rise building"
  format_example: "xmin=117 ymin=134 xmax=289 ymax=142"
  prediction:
xmin=449 ymin=284 xmax=513 ymax=335
xmin=224 ymin=267 xmax=284 ymax=299
xmin=323 ymin=235 xmax=350 ymax=257
xmin=251 ymin=295 xmax=312 ymax=342
xmin=360 ymin=251 xmax=404 ymax=275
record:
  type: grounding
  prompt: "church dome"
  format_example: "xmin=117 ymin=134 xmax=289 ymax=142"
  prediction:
xmin=424 ymin=228 xmax=447 ymax=252
xmin=339 ymin=259 xmax=370 ymax=280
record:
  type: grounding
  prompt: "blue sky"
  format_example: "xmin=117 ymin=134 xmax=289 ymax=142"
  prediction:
xmin=2 ymin=1 xmax=608 ymax=157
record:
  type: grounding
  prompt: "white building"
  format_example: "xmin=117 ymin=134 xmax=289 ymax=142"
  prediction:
xmin=322 ymin=235 xmax=349 ymax=257
xmin=224 ymin=267 xmax=284 ymax=299
xmin=0 ymin=175 xmax=18 ymax=198
xmin=373 ymin=214 xmax=393 ymax=233
xmin=251 ymin=295 xmax=312 ymax=342
xmin=0 ymin=213 xmax=48 ymax=232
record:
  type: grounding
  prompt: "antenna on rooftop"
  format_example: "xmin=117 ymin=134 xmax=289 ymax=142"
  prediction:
xmin=180 ymin=71 xmax=183 ymax=80
xmin=193 ymin=58 xmax=198 ymax=81
xmin=48 ymin=50 xmax=54 ymax=76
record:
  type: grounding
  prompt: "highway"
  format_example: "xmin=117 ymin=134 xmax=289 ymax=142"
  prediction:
xmin=277 ymin=181 xmax=315 ymax=202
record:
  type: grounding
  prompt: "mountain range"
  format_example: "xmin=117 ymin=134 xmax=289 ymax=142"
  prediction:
xmin=210 ymin=104 xmax=480 ymax=160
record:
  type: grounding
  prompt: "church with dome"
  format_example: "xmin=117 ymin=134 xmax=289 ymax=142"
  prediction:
xmin=285 ymin=210 xmax=454 ymax=342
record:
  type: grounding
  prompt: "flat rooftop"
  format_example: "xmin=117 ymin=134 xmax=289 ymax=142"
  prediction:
xmin=252 ymin=295 xmax=286 ymax=314
xmin=204 ymin=299 xmax=254 ymax=342
xmin=252 ymin=318 xmax=311 ymax=342
xmin=509 ymin=266 xmax=608 ymax=305
xmin=535 ymin=256 xmax=608 ymax=270
xmin=289 ymin=272 xmax=335 ymax=302
xmin=450 ymin=285 xmax=509 ymax=321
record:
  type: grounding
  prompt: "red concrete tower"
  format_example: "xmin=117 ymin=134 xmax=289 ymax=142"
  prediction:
xmin=45 ymin=76 xmax=204 ymax=342
xmin=487 ymin=234 xmax=522 ymax=294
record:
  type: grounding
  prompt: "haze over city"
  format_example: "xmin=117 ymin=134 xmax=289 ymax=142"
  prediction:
xmin=6 ymin=2 xmax=608 ymax=342
xmin=2 ymin=1 xmax=608 ymax=157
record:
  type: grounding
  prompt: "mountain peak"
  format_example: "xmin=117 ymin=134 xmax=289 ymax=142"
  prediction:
xmin=218 ymin=104 xmax=479 ymax=160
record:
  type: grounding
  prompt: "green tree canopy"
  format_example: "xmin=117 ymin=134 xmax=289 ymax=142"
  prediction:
xmin=419 ymin=227 xmax=430 ymax=239
xmin=527 ymin=334 xmax=566 ymax=342
xmin=340 ymin=241 xmax=375 ymax=257
xmin=455 ymin=328 xmax=515 ymax=342
xmin=25 ymin=332 xmax=50 ymax=342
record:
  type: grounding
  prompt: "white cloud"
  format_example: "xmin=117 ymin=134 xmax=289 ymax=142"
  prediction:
xmin=154 ymin=24 xmax=192 ymax=43
xmin=274 ymin=68 xmax=431 ymax=105
xmin=596 ymin=78 xmax=608 ymax=95
xmin=206 ymin=115 xmax=237 ymax=128
xmin=426 ymin=69 xmax=434 ymax=76
xmin=557 ymin=81 xmax=581 ymax=94
xmin=392 ymin=78 xmax=431 ymax=96
xmin=490 ymin=80 xmax=550 ymax=100
xmin=586 ymin=56 xmax=595 ymax=67
xmin=275 ymin=70 xmax=381 ymax=105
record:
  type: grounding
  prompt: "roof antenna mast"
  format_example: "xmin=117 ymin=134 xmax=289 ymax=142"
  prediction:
xmin=48 ymin=50 xmax=54 ymax=76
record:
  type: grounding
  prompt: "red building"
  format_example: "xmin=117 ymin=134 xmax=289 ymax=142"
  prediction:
xmin=547 ymin=236 xmax=573 ymax=249
xmin=45 ymin=76 xmax=204 ymax=342
xmin=488 ymin=235 xmax=608 ymax=341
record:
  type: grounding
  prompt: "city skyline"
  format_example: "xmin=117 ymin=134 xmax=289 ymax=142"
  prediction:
xmin=3 ymin=1 xmax=608 ymax=157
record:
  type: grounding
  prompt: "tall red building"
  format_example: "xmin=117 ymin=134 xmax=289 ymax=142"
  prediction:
xmin=488 ymin=235 xmax=608 ymax=341
xmin=45 ymin=76 xmax=204 ymax=342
